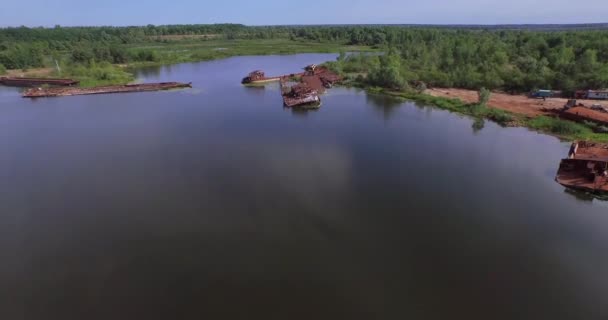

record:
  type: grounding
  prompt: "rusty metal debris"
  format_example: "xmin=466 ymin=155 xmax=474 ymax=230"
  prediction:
xmin=556 ymin=141 xmax=608 ymax=194
xmin=242 ymin=64 xmax=341 ymax=108
xmin=0 ymin=77 xmax=79 ymax=87
xmin=23 ymin=82 xmax=192 ymax=98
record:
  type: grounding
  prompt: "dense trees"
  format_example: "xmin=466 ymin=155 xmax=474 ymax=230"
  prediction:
xmin=1 ymin=24 xmax=608 ymax=92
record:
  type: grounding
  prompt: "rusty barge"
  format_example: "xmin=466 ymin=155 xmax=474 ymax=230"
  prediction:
xmin=241 ymin=71 xmax=282 ymax=85
xmin=556 ymin=141 xmax=608 ymax=194
xmin=243 ymin=64 xmax=341 ymax=108
xmin=22 ymin=82 xmax=192 ymax=98
xmin=0 ymin=77 xmax=79 ymax=87
xmin=281 ymin=81 xmax=321 ymax=108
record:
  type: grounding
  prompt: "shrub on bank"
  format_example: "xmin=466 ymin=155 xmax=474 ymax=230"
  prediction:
xmin=528 ymin=116 xmax=590 ymax=135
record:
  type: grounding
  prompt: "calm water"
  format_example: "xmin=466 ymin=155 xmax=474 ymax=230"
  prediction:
xmin=2 ymin=54 xmax=608 ymax=320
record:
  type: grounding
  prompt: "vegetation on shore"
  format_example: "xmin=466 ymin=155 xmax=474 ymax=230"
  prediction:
xmin=360 ymin=87 xmax=608 ymax=142
xmin=2 ymin=24 xmax=608 ymax=141
xmin=322 ymin=50 xmax=608 ymax=142
xmin=3 ymin=24 xmax=608 ymax=93
xmin=55 ymin=62 xmax=134 ymax=87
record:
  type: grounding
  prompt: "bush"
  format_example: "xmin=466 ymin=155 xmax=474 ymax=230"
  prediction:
xmin=132 ymin=49 xmax=159 ymax=62
xmin=478 ymin=87 xmax=491 ymax=106
xmin=0 ymin=63 xmax=6 ymax=75
xmin=485 ymin=108 xmax=513 ymax=125
xmin=528 ymin=116 xmax=589 ymax=135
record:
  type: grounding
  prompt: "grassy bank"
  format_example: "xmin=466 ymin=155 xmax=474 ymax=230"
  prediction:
xmin=367 ymin=87 xmax=608 ymax=142
xmin=124 ymin=39 xmax=376 ymax=68
xmin=53 ymin=62 xmax=134 ymax=87
xmin=10 ymin=39 xmax=374 ymax=87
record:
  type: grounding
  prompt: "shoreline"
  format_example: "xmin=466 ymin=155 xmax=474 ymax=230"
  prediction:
xmin=357 ymin=86 xmax=608 ymax=143
xmin=6 ymin=47 xmax=608 ymax=143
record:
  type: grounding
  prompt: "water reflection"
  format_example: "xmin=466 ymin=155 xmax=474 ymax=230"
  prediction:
xmin=564 ymin=188 xmax=608 ymax=202
xmin=287 ymin=106 xmax=320 ymax=117
xmin=3 ymin=54 xmax=608 ymax=320
xmin=365 ymin=93 xmax=405 ymax=120
xmin=133 ymin=65 xmax=162 ymax=78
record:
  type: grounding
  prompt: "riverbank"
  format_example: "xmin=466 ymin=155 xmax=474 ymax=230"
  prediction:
xmin=5 ymin=39 xmax=375 ymax=88
xmin=366 ymin=87 xmax=608 ymax=143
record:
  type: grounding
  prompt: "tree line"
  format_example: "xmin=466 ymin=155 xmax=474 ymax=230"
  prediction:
xmin=1 ymin=24 xmax=608 ymax=92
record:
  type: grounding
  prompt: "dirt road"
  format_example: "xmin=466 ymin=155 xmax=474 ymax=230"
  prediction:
xmin=425 ymin=88 xmax=608 ymax=118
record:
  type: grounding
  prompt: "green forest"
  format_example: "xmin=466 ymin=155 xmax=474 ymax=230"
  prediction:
xmin=1 ymin=24 xmax=608 ymax=93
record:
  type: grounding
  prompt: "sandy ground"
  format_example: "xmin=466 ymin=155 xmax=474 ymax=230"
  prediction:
xmin=426 ymin=88 xmax=608 ymax=117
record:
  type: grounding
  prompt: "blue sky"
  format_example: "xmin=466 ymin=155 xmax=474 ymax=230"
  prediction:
xmin=1 ymin=0 xmax=607 ymax=27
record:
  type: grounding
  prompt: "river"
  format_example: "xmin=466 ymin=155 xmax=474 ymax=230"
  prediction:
xmin=1 ymin=54 xmax=608 ymax=319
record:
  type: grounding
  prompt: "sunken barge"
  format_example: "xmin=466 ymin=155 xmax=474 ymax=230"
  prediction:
xmin=0 ymin=77 xmax=79 ymax=87
xmin=281 ymin=82 xmax=321 ymax=108
xmin=556 ymin=141 xmax=608 ymax=194
xmin=23 ymin=82 xmax=192 ymax=98
xmin=242 ymin=64 xmax=341 ymax=108
xmin=241 ymin=70 xmax=282 ymax=85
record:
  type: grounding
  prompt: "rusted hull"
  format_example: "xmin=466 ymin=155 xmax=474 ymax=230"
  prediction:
xmin=556 ymin=160 xmax=608 ymax=193
xmin=283 ymin=95 xmax=321 ymax=108
xmin=23 ymin=82 xmax=192 ymax=98
xmin=555 ymin=142 xmax=608 ymax=194
xmin=0 ymin=77 xmax=79 ymax=87
xmin=242 ymin=77 xmax=281 ymax=85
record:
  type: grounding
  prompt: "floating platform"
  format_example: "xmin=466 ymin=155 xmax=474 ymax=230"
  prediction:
xmin=0 ymin=77 xmax=79 ymax=87
xmin=556 ymin=141 xmax=608 ymax=194
xmin=22 ymin=82 xmax=192 ymax=98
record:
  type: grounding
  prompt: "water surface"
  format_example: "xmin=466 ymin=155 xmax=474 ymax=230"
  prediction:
xmin=2 ymin=54 xmax=608 ymax=320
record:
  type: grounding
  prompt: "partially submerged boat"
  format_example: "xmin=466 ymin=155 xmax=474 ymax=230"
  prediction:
xmin=23 ymin=82 xmax=192 ymax=98
xmin=280 ymin=78 xmax=321 ymax=108
xmin=241 ymin=70 xmax=280 ymax=85
xmin=0 ymin=77 xmax=79 ymax=87
xmin=556 ymin=141 xmax=608 ymax=194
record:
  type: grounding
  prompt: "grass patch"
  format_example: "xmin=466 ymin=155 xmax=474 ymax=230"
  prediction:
xmin=55 ymin=62 xmax=134 ymax=87
xmin=527 ymin=116 xmax=589 ymax=135
xmin=125 ymin=39 xmax=377 ymax=68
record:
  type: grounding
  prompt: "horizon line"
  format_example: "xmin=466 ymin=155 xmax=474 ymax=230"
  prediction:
xmin=2 ymin=22 xmax=608 ymax=29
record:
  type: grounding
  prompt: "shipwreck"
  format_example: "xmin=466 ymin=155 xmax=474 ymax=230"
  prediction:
xmin=23 ymin=82 xmax=192 ymax=98
xmin=556 ymin=141 xmax=608 ymax=194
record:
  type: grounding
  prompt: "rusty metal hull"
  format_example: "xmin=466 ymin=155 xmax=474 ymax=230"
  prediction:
xmin=283 ymin=95 xmax=321 ymax=108
xmin=242 ymin=77 xmax=281 ymax=85
xmin=23 ymin=82 xmax=192 ymax=98
xmin=0 ymin=77 xmax=79 ymax=87
xmin=555 ymin=142 xmax=608 ymax=194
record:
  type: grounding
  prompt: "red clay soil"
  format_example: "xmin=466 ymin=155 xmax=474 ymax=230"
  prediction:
xmin=426 ymin=88 xmax=608 ymax=118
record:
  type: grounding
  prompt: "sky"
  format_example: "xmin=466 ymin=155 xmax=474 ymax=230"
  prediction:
xmin=1 ymin=0 xmax=607 ymax=27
